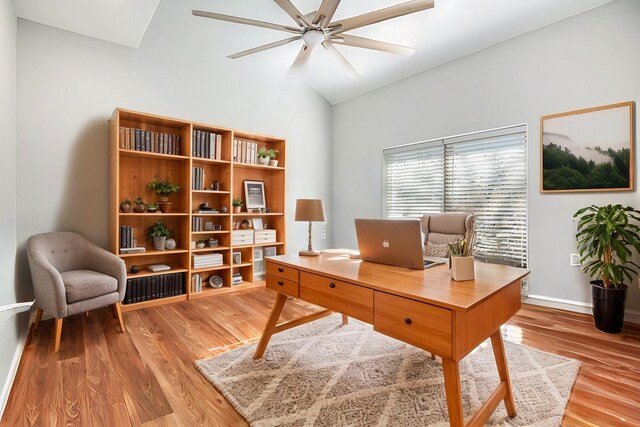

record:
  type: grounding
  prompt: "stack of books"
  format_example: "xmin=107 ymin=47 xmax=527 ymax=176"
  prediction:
xmin=192 ymin=130 xmax=222 ymax=159
xmin=124 ymin=273 xmax=184 ymax=304
xmin=119 ymin=127 xmax=180 ymax=155
xmin=192 ymin=274 xmax=203 ymax=293
xmin=233 ymin=138 xmax=258 ymax=164
xmin=193 ymin=253 xmax=223 ymax=269
xmin=119 ymin=226 xmax=145 ymax=254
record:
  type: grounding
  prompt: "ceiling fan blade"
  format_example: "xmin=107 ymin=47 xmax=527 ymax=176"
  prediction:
xmin=321 ymin=40 xmax=360 ymax=78
xmin=228 ymin=36 xmax=301 ymax=59
xmin=329 ymin=0 xmax=434 ymax=34
xmin=313 ymin=0 xmax=340 ymax=26
xmin=192 ymin=10 xmax=301 ymax=34
xmin=330 ymin=34 xmax=414 ymax=56
xmin=273 ymin=0 xmax=312 ymax=27
xmin=291 ymin=43 xmax=315 ymax=69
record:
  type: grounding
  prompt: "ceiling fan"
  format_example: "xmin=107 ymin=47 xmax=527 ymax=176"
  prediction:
xmin=192 ymin=0 xmax=435 ymax=77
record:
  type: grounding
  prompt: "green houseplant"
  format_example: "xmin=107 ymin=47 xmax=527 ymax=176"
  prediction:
xmin=574 ymin=204 xmax=640 ymax=333
xmin=146 ymin=176 xmax=181 ymax=213
xmin=133 ymin=197 xmax=146 ymax=213
xmin=232 ymin=198 xmax=243 ymax=213
xmin=120 ymin=198 xmax=131 ymax=213
xmin=147 ymin=220 xmax=174 ymax=251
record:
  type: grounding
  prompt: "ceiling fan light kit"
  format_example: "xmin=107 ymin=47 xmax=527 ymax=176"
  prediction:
xmin=193 ymin=0 xmax=434 ymax=76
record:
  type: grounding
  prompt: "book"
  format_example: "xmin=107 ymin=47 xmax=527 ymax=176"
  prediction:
xmin=120 ymin=247 xmax=146 ymax=254
xmin=216 ymin=134 xmax=222 ymax=160
xmin=148 ymin=264 xmax=171 ymax=272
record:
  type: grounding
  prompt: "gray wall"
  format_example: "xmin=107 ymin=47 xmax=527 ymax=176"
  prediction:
xmin=332 ymin=0 xmax=640 ymax=313
xmin=0 ymin=0 xmax=27 ymax=413
xmin=16 ymin=0 xmax=333 ymax=301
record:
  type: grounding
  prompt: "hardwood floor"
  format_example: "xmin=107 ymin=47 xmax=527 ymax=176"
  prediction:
xmin=2 ymin=287 xmax=639 ymax=426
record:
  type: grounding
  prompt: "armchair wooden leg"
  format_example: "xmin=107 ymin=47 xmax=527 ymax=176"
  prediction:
xmin=34 ymin=307 xmax=43 ymax=331
xmin=341 ymin=314 xmax=348 ymax=325
xmin=114 ymin=302 xmax=125 ymax=333
xmin=54 ymin=318 xmax=63 ymax=352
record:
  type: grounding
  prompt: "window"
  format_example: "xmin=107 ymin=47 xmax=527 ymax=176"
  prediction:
xmin=383 ymin=126 xmax=527 ymax=268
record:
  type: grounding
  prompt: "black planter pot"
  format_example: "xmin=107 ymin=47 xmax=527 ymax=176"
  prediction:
xmin=591 ymin=280 xmax=628 ymax=333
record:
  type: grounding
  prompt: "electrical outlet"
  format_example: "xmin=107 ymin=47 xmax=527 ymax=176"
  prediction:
xmin=320 ymin=229 xmax=326 ymax=240
xmin=569 ymin=253 xmax=581 ymax=267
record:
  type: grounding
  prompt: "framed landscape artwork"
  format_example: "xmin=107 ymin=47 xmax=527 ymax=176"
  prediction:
xmin=540 ymin=101 xmax=634 ymax=193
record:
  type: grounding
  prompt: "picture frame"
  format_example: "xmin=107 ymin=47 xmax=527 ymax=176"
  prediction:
xmin=244 ymin=180 xmax=266 ymax=209
xmin=540 ymin=101 xmax=635 ymax=193
xmin=232 ymin=251 xmax=242 ymax=265
xmin=252 ymin=218 xmax=264 ymax=230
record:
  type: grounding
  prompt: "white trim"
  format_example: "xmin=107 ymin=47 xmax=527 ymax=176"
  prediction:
xmin=526 ymin=294 xmax=640 ymax=324
xmin=0 ymin=322 xmax=30 ymax=419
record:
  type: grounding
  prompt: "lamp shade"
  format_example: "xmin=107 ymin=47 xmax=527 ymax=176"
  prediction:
xmin=295 ymin=199 xmax=326 ymax=222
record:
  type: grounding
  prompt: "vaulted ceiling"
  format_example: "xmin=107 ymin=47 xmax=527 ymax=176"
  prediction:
xmin=16 ymin=0 xmax=613 ymax=104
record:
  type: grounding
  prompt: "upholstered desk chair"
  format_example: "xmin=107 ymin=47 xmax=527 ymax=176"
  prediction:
xmin=420 ymin=212 xmax=476 ymax=256
xmin=27 ymin=231 xmax=127 ymax=352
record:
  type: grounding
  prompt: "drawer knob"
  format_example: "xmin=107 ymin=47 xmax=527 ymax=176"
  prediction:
xmin=404 ymin=318 xmax=412 ymax=325
xmin=278 ymin=268 xmax=284 ymax=272
xmin=277 ymin=281 xmax=284 ymax=286
xmin=329 ymin=282 xmax=336 ymax=288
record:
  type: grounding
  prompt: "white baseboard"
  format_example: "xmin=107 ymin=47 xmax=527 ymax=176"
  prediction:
xmin=525 ymin=294 xmax=640 ymax=324
xmin=0 ymin=322 xmax=30 ymax=419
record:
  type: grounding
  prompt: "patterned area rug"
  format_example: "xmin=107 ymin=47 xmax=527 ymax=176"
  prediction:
xmin=196 ymin=315 xmax=580 ymax=426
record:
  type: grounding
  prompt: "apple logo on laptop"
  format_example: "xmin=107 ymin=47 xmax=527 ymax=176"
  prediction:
xmin=382 ymin=240 xmax=390 ymax=248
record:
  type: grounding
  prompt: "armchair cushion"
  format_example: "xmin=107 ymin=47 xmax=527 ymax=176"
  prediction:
xmin=61 ymin=270 xmax=118 ymax=303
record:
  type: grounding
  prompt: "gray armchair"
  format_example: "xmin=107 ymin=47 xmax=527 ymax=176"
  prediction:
xmin=27 ymin=231 xmax=127 ymax=352
xmin=420 ymin=212 xmax=476 ymax=256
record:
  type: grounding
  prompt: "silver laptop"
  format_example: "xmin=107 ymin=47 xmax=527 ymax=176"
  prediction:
xmin=354 ymin=219 xmax=447 ymax=270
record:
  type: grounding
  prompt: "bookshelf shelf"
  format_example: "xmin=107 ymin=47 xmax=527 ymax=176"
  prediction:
xmin=110 ymin=108 xmax=286 ymax=310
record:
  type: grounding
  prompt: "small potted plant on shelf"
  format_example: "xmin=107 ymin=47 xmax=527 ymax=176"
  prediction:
xmin=120 ymin=198 xmax=131 ymax=213
xmin=195 ymin=239 xmax=206 ymax=249
xmin=146 ymin=175 xmax=181 ymax=213
xmin=133 ymin=197 xmax=146 ymax=213
xmin=574 ymin=204 xmax=640 ymax=333
xmin=267 ymin=148 xmax=279 ymax=167
xmin=232 ymin=198 xmax=243 ymax=213
xmin=146 ymin=202 xmax=159 ymax=213
xmin=448 ymin=238 xmax=475 ymax=281
xmin=257 ymin=147 xmax=270 ymax=166
xmin=147 ymin=220 xmax=174 ymax=251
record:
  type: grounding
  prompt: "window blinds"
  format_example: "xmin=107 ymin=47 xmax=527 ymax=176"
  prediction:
xmin=383 ymin=126 xmax=527 ymax=268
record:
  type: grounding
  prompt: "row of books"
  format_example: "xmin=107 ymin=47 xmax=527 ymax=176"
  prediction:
xmin=123 ymin=272 xmax=185 ymax=304
xmin=193 ymin=130 xmax=223 ymax=160
xmin=119 ymin=226 xmax=146 ymax=253
xmin=193 ymin=253 xmax=223 ymax=268
xmin=192 ymin=167 xmax=207 ymax=190
xmin=119 ymin=127 xmax=181 ymax=155
xmin=192 ymin=273 xmax=203 ymax=293
xmin=233 ymin=139 xmax=259 ymax=164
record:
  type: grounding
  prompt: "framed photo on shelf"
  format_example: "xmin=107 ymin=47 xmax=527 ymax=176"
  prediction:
xmin=252 ymin=218 xmax=264 ymax=230
xmin=244 ymin=180 xmax=266 ymax=209
xmin=232 ymin=251 xmax=242 ymax=265
xmin=541 ymin=101 xmax=634 ymax=193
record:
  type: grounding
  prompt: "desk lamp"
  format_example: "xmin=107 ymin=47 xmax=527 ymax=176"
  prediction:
xmin=295 ymin=199 xmax=325 ymax=256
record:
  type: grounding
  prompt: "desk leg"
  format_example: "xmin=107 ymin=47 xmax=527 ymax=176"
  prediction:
xmin=491 ymin=330 xmax=516 ymax=417
xmin=442 ymin=358 xmax=464 ymax=427
xmin=254 ymin=293 xmax=288 ymax=359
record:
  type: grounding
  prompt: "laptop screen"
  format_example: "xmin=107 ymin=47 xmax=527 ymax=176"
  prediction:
xmin=354 ymin=219 xmax=427 ymax=270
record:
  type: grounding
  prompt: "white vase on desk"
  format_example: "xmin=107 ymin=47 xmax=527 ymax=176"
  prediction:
xmin=451 ymin=256 xmax=475 ymax=281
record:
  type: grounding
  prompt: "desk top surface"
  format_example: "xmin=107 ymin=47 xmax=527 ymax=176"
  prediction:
xmin=268 ymin=251 xmax=529 ymax=311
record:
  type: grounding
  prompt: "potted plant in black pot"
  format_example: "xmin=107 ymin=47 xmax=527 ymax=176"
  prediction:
xmin=574 ymin=204 xmax=640 ymax=333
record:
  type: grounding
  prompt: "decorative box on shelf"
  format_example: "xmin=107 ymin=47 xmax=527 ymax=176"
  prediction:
xmin=254 ymin=230 xmax=276 ymax=244
xmin=232 ymin=230 xmax=254 ymax=245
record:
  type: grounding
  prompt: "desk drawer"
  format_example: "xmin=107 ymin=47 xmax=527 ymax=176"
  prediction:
xmin=266 ymin=262 xmax=299 ymax=282
xmin=300 ymin=272 xmax=373 ymax=323
xmin=374 ymin=292 xmax=452 ymax=357
xmin=266 ymin=275 xmax=299 ymax=298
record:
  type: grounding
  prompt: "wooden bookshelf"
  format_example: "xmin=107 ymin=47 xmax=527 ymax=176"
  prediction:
xmin=109 ymin=108 xmax=286 ymax=310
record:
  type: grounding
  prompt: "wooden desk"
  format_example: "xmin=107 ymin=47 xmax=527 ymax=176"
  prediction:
xmin=256 ymin=252 xmax=529 ymax=427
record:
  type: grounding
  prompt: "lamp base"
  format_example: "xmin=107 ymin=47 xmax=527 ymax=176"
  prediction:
xmin=299 ymin=249 xmax=321 ymax=257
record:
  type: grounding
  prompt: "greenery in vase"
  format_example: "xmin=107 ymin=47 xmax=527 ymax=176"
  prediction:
xmin=146 ymin=220 xmax=174 ymax=239
xmin=134 ymin=197 xmax=144 ymax=206
xmin=574 ymin=204 xmax=640 ymax=288
xmin=257 ymin=147 xmax=279 ymax=159
xmin=146 ymin=202 xmax=159 ymax=210
xmin=232 ymin=198 xmax=243 ymax=207
xmin=448 ymin=239 xmax=473 ymax=257
xmin=146 ymin=175 xmax=181 ymax=197
xmin=121 ymin=198 xmax=131 ymax=205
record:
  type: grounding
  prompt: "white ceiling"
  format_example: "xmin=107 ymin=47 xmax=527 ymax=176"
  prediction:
xmin=15 ymin=0 xmax=160 ymax=48
xmin=16 ymin=0 xmax=612 ymax=104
